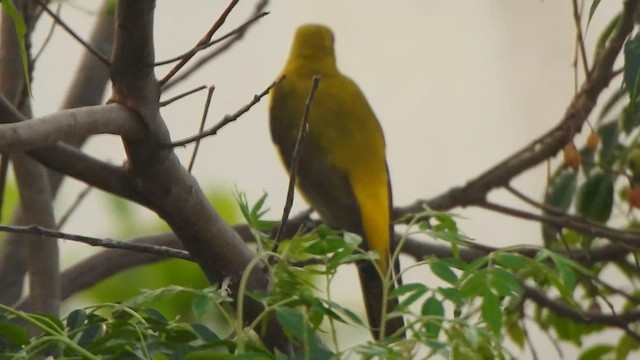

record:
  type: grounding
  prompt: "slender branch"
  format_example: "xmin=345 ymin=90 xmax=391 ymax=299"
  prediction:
xmin=32 ymin=2 xmax=60 ymax=63
xmin=572 ymin=0 xmax=590 ymax=78
xmin=162 ymin=0 xmax=269 ymax=92
xmin=506 ymin=184 xmax=565 ymax=216
xmin=171 ymin=76 xmax=284 ymax=147
xmin=272 ymin=75 xmax=320 ymax=253
xmin=155 ymin=11 xmax=268 ymax=66
xmin=35 ymin=0 xmax=110 ymax=66
xmin=159 ymin=85 xmax=206 ymax=107
xmin=522 ymin=282 xmax=640 ymax=327
xmin=478 ymin=201 xmax=640 ymax=249
xmin=188 ymin=86 xmax=215 ymax=172
xmin=158 ymin=0 xmax=239 ymax=87
xmin=56 ymin=185 xmax=92 ymax=229
xmin=0 ymin=223 xmax=193 ymax=261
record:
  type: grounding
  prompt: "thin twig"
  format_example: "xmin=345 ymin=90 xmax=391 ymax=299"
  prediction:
xmin=159 ymin=0 xmax=239 ymax=87
xmin=0 ymin=153 xmax=9 ymax=223
xmin=188 ymin=86 xmax=215 ymax=172
xmin=572 ymin=0 xmax=590 ymax=78
xmin=478 ymin=200 xmax=640 ymax=249
xmin=505 ymin=183 xmax=566 ymax=216
xmin=33 ymin=2 xmax=61 ymax=63
xmin=171 ymin=76 xmax=284 ymax=147
xmin=271 ymin=75 xmax=321 ymax=254
xmin=520 ymin=307 xmax=539 ymax=360
xmin=35 ymin=0 xmax=110 ymax=66
xmin=56 ymin=185 xmax=92 ymax=229
xmin=0 ymin=223 xmax=193 ymax=261
xmin=159 ymin=85 xmax=207 ymax=107
xmin=522 ymin=282 xmax=640 ymax=326
xmin=155 ymin=11 xmax=268 ymax=66
xmin=162 ymin=0 xmax=270 ymax=92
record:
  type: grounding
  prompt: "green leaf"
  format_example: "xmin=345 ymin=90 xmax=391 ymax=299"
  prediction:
xmin=506 ymin=320 xmax=525 ymax=349
xmin=597 ymin=121 xmax=619 ymax=165
xmin=481 ymin=291 xmax=502 ymax=335
xmin=616 ymin=334 xmax=640 ymax=360
xmin=66 ymin=309 xmax=87 ymax=330
xmin=576 ymin=172 xmax=614 ymax=223
xmin=578 ymin=344 xmax=614 ymax=360
xmin=625 ymin=31 xmax=640 ymax=99
xmin=587 ymin=0 xmax=602 ymax=28
xmin=421 ymin=296 xmax=444 ymax=339
xmin=487 ymin=268 xmax=522 ymax=297
xmin=459 ymin=257 xmax=488 ymax=281
xmin=191 ymin=294 xmax=211 ymax=320
xmin=183 ymin=350 xmax=232 ymax=360
xmin=550 ymin=254 xmax=578 ymax=296
xmin=430 ymin=260 xmax=458 ymax=285
xmin=77 ymin=323 xmax=106 ymax=347
xmin=190 ymin=323 xmax=220 ymax=342
xmin=580 ymin=147 xmax=596 ymax=175
xmin=595 ymin=13 xmax=621 ymax=60
xmin=0 ymin=0 xmax=31 ymax=95
xmin=622 ymin=103 xmax=640 ymax=134
xmin=232 ymin=353 xmax=273 ymax=360
xmin=460 ymin=270 xmax=488 ymax=297
xmin=275 ymin=307 xmax=305 ymax=340
xmin=546 ymin=170 xmax=578 ymax=212
xmin=437 ymin=287 xmax=465 ymax=306
xmin=0 ymin=321 xmax=29 ymax=347
xmin=394 ymin=283 xmax=428 ymax=309
xmin=493 ymin=253 xmax=526 ymax=270
xmin=304 ymin=236 xmax=347 ymax=255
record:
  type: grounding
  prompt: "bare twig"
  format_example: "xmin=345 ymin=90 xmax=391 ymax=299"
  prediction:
xmin=522 ymin=282 xmax=640 ymax=328
xmin=56 ymin=185 xmax=92 ymax=229
xmin=162 ymin=0 xmax=269 ymax=91
xmin=188 ymin=86 xmax=215 ymax=172
xmin=159 ymin=85 xmax=207 ymax=107
xmin=572 ymin=0 xmax=590 ymax=78
xmin=171 ymin=76 xmax=284 ymax=147
xmin=155 ymin=11 xmax=268 ymax=66
xmin=521 ymin=317 xmax=539 ymax=360
xmin=0 ymin=223 xmax=193 ymax=261
xmin=478 ymin=200 xmax=640 ymax=249
xmin=505 ymin=184 xmax=566 ymax=216
xmin=33 ymin=2 xmax=61 ymax=63
xmin=159 ymin=0 xmax=239 ymax=87
xmin=272 ymin=75 xmax=321 ymax=254
xmin=35 ymin=0 xmax=110 ymax=66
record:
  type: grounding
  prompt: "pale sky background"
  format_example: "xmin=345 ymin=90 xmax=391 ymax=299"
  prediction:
xmin=22 ymin=1 xmax=626 ymax=358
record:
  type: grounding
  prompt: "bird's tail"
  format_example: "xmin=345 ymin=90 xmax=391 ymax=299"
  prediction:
xmin=357 ymin=256 xmax=405 ymax=340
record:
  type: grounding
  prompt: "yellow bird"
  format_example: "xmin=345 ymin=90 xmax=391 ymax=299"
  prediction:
xmin=269 ymin=24 xmax=404 ymax=339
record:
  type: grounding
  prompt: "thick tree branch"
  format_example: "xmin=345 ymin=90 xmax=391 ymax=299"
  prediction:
xmin=109 ymin=0 xmax=289 ymax=352
xmin=0 ymin=0 xmax=59 ymax=316
xmin=0 ymin=96 xmax=146 ymax=205
xmin=0 ymin=104 xmax=145 ymax=153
